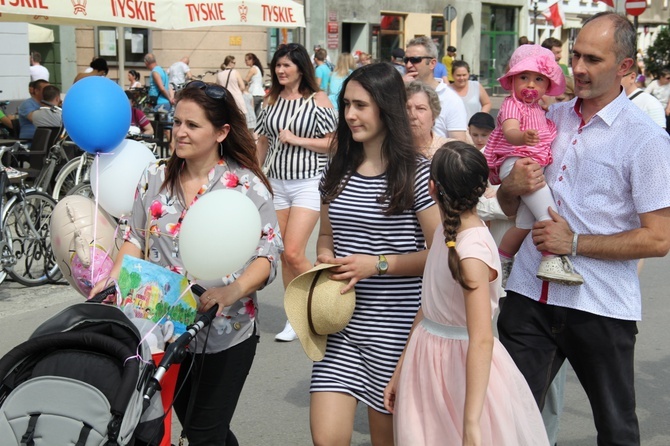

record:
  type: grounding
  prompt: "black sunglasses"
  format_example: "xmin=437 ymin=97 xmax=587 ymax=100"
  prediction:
xmin=403 ymin=56 xmax=433 ymax=64
xmin=278 ymin=43 xmax=301 ymax=51
xmin=185 ymin=80 xmax=227 ymax=101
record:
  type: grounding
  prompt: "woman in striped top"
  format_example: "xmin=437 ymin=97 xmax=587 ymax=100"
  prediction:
xmin=255 ymin=43 xmax=338 ymax=341
xmin=310 ymin=63 xmax=440 ymax=445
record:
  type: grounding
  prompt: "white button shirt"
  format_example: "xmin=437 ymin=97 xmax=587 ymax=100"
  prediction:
xmin=507 ymin=89 xmax=670 ymax=320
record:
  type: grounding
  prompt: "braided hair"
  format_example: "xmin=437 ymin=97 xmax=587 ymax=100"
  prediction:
xmin=429 ymin=141 xmax=488 ymax=290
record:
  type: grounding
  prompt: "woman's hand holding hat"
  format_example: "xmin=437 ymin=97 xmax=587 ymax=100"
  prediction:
xmin=320 ymin=254 xmax=379 ymax=294
xmin=284 ymin=263 xmax=357 ymax=361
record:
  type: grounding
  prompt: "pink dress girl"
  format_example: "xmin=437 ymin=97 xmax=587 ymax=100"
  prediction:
xmin=485 ymin=44 xmax=583 ymax=286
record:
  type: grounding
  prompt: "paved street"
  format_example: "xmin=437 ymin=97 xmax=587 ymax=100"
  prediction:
xmin=1 ymin=238 xmax=669 ymax=444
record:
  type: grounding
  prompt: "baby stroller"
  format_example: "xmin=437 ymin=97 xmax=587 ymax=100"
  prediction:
xmin=0 ymin=288 xmax=166 ymax=446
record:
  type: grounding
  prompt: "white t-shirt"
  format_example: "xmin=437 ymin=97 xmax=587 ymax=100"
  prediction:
xmin=433 ymin=79 xmax=468 ymax=137
xmin=30 ymin=64 xmax=49 ymax=82
xmin=629 ymin=88 xmax=666 ymax=128
xmin=644 ymin=80 xmax=670 ymax=108
xmin=168 ymin=61 xmax=190 ymax=86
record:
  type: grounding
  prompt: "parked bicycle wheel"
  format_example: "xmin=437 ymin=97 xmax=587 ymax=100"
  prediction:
xmin=66 ymin=181 xmax=94 ymax=200
xmin=3 ymin=191 xmax=60 ymax=286
xmin=52 ymin=155 xmax=93 ymax=201
xmin=0 ymin=225 xmax=13 ymax=286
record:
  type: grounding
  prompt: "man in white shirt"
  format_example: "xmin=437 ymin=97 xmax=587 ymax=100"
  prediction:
xmin=402 ymin=36 xmax=467 ymax=141
xmin=621 ymin=65 xmax=666 ymax=128
xmin=497 ymin=13 xmax=670 ymax=444
xmin=168 ymin=56 xmax=192 ymax=96
xmin=29 ymin=52 xmax=49 ymax=82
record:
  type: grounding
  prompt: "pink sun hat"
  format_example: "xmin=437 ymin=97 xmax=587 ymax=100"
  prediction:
xmin=498 ymin=44 xmax=566 ymax=97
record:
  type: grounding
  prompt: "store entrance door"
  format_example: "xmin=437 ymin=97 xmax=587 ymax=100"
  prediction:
xmin=480 ymin=31 xmax=517 ymax=93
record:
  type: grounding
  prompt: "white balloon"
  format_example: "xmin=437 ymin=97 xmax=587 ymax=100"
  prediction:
xmin=179 ymin=189 xmax=261 ymax=280
xmin=90 ymin=139 xmax=156 ymax=218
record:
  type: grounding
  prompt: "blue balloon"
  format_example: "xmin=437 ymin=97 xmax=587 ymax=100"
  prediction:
xmin=63 ymin=77 xmax=131 ymax=154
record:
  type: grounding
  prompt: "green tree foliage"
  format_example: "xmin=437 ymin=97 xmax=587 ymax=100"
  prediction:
xmin=645 ymin=23 xmax=670 ymax=78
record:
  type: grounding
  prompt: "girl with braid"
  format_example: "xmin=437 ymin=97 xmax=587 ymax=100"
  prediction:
xmin=384 ymin=142 xmax=548 ymax=446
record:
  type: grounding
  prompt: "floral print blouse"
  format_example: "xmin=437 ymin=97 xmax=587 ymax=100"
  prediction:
xmin=125 ymin=158 xmax=283 ymax=353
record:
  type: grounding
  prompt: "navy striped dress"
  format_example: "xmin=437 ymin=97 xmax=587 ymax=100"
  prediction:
xmin=310 ymin=162 xmax=434 ymax=413
xmin=255 ymin=95 xmax=338 ymax=180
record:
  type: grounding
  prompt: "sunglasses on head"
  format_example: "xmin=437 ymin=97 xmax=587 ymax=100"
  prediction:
xmin=278 ymin=43 xmax=301 ymax=51
xmin=185 ymin=80 xmax=227 ymax=101
xmin=403 ymin=56 xmax=433 ymax=64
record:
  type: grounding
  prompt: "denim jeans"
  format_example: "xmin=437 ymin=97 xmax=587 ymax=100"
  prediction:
xmin=498 ymin=292 xmax=640 ymax=446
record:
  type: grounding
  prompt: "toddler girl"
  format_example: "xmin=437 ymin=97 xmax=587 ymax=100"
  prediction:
xmin=485 ymin=44 xmax=582 ymax=285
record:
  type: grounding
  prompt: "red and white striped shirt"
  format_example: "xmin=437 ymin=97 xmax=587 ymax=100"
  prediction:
xmin=485 ymin=95 xmax=557 ymax=184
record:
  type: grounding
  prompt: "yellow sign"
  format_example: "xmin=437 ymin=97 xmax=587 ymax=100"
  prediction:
xmin=229 ymin=36 xmax=242 ymax=46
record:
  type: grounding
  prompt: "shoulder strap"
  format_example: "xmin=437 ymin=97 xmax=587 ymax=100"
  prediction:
xmin=628 ymin=90 xmax=643 ymax=101
xmin=262 ymin=93 xmax=317 ymax=174
xmin=225 ymin=70 xmax=232 ymax=89
xmin=285 ymin=93 xmax=316 ymax=128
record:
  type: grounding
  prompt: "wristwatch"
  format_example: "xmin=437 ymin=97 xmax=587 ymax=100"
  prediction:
xmin=376 ymin=254 xmax=389 ymax=275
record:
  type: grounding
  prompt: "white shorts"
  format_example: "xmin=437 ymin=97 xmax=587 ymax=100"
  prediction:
xmin=270 ymin=176 xmax=321 ymax=212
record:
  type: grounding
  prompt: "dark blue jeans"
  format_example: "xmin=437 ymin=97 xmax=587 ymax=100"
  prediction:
xmin=173 ymin=332 xmax=259 ymax=445
xmin=497 ymin=292 xmax=639 ymax=446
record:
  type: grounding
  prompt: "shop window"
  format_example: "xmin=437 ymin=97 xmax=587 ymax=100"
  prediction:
xmin=96 ymin=27 xmax=150 ymax=67
xmin=267 ymin=28 xmax=298 ymax=64
xmin=379 ymin=13 xmax=405 ymax=63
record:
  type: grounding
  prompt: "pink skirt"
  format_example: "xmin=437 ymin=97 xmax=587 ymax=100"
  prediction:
xmin=394 ymin=318 xmax=549 ymax=445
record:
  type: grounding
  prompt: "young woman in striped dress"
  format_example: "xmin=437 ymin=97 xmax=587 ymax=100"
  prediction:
xmin=310 ymin=63 xmax=440 ymax=446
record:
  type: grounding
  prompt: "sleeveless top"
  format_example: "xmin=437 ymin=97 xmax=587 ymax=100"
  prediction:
xmin=149 ymin=66 xmax=169 ymax=106
xmin=460 ymin=80 xmax=482 ymax=120
xmin=216 ymin=69 xmax=247 ymax=115
xmin=248 ymin=67 xmax=264 ymax=97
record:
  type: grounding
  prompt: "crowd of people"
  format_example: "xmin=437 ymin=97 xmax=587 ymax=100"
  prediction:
xmin=9 ymin=11 xmax=669 ymax=446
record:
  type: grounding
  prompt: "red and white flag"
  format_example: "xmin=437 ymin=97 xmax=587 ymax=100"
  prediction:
xmin=596 ymin=0 xmax=615 ymax=7
xmin=543 ymin=2 xmax=564 ymax=28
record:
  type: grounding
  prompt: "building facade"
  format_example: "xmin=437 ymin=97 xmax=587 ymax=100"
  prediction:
xmin=3 ymin=0 xmax=670 ymax=104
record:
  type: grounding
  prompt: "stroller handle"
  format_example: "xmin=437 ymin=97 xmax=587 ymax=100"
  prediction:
xmin=142 ymin=283 xmax=215 ymax=408
xmin=88 ymin=284 xmax=118 ymax=303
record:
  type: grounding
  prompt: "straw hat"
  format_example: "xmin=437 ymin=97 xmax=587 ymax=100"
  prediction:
xmin=284 ymin=263 xmax=356 ymax=361
xmin=498 ymin=44 xmax=566 ymax=96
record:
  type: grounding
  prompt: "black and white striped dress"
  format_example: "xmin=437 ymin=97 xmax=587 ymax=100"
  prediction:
xmin=255 ymin=95 xmax=338 ymax=180
xmin=310 ymin=162 xmax=434 ymax=413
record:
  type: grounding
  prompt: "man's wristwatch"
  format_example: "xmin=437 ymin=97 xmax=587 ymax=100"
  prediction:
xmin=376 ymin=254 xmax=389 ymax=275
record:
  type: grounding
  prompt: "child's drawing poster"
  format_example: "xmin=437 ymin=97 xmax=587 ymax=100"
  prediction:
xmin=118 ymin=256 xmax=198 ymax=336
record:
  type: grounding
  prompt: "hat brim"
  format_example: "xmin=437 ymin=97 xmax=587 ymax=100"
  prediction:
xmin=498 ymin=67 xmax=566 ymax=96
xmin=284 ymin=263 xmax=356 ymax=361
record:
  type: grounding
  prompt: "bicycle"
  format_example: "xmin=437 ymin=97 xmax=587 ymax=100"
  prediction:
xmin=189 ymin=70 xmax=219 ymax=83
xmin=0 ymin=142 xmax=60 ymax=286
xmin=51 ymin=151 xmax=93 ymax=201
xmin=31 ymin=130 xmax=80 ymax=198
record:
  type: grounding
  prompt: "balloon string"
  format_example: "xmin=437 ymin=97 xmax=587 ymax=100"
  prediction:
xmin=90 ymin=150 xmax=116 ymax=286
xmin=91 ymin=153 xmax=100 ymax=286
xmin=133 ymin=281 xmax=195 ymax=359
